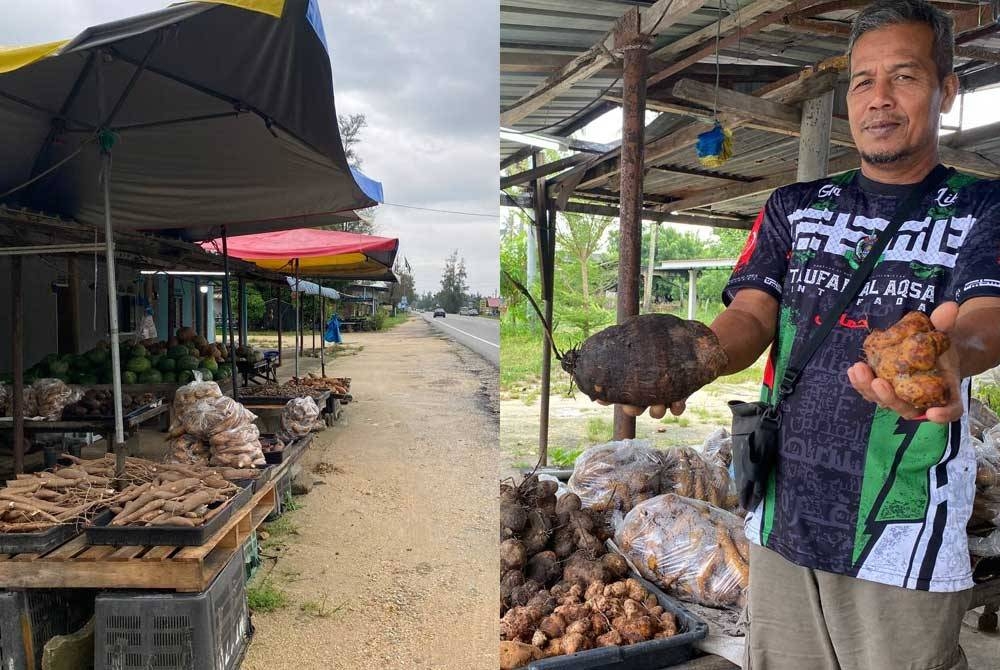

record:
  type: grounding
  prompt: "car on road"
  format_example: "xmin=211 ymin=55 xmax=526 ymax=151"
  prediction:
xmin=433 ymin=307 xmax=446 ymax=318
xmin=459 ymin=307 xmax=469 ymax=316
xmin=468 ymin=308 xmax=479 ymax=316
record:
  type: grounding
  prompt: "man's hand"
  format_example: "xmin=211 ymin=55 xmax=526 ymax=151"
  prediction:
xmin=847 ymin=302 xmax=963 ymax=424
xmin=595 ymin=399 xmax=687 ymax=419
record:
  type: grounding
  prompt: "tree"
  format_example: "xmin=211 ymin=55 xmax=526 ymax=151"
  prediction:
xmin=338 ymin=113 xmax=366 ymax=169
xmin=436 ymin=250 xmax=469 ymax=313
xmin=500 ymin=211 xmax=529 ymax=325
xmin=228 ymin=283 xmax=266 ymax=329
xmin=557 ymin=212 xmax=614 ymax=310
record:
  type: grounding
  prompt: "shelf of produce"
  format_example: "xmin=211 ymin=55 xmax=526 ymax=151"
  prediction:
xmin=240 ymin=389 xmax=331 ymax=411
xmin=0 ymin=478 xmax=276 ymax=592
xmin=0 ymin=402 xmax=169 ymax=434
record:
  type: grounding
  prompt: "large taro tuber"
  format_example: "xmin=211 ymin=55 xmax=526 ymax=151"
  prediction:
xmin=862 ymin=311 xmax=951 ymax=411
xmin=560 ymin=314 xmax=728 ymax=407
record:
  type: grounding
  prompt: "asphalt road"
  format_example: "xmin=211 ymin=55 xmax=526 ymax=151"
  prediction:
xmin=420 ymin=312 xmax=499 ymax=367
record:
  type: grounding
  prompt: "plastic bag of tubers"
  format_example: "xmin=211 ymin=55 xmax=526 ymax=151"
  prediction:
xmin=277 ymin=396 xmax=321 ymax=442
xmin=615 ymin=493 xmax=749 ymax=609
xmin=568 ymin=440 xmax=738 ymax=516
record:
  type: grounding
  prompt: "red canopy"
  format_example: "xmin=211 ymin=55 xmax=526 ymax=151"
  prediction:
xmin=203 ymin=228 xmax=399 ymax=281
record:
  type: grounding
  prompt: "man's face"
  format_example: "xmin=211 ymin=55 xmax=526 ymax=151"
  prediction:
xmin=847 ymin=22 xmax=957 ymax=169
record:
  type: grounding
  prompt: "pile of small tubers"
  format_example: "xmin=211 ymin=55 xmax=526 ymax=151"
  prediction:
xmin=499 ymin=475 xmax=680 ymax=669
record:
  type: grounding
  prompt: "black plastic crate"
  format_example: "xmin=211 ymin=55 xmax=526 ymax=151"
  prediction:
xmin=524 ymin=574 xmax=708 ymax=670
xmin=265 ymin=469 xmax=293 ymax=522
xmin=0 ymin=521 xmax=80 ymax=555
xmin=95 ymin=541 xmax=251 ymax=670
xmin=86 ymin=484 xmax=252 ymax=547
xmin=0 ymin=589 xmax=94 ymax=670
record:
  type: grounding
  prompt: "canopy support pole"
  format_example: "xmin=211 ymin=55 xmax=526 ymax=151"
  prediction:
xmin=613 ymin=12 xmax=649 ymax=441
xmin=101 ymin=149 xmax=127 ymax=481
xmin=320 ymin=283 xmax=326 ymax=377
xmin=276 ymin=284 xmax=283 ymax=369
xmin=11 ymin=257 xmax=24 ymax=475
xmin=294 ymin=259 xmax=300 ymax=380
xmin=221 ymin=227 xmax=239 ymax=403
xmin=311 ymin=293 xmax=316 ymax=355
xmin=238 ymin=277 xmax=247 ymax=348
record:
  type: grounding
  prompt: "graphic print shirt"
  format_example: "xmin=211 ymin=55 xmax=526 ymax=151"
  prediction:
xmin=724 ymin=168 xmax=1000 ymax=591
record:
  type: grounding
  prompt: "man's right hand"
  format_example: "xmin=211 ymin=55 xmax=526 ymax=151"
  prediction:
xmin=596 ymin=399 xmax=687 ymax=418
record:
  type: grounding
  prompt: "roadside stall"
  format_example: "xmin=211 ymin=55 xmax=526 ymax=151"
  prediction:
xmin=0 ymin=1 xmax=376 ymax=667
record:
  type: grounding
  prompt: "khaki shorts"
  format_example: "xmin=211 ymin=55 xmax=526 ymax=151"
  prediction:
xmin=745 ymin=544 xmax=972 ymax=670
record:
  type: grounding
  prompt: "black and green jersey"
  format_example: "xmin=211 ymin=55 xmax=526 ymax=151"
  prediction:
xmin=724 ymin=167 xmax=1000 ymax=592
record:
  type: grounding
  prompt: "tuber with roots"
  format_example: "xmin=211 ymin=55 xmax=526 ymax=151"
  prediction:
xmin=862 ymin=311 xmax=951 ymax=410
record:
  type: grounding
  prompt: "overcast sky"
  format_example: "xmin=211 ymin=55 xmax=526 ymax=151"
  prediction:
xmin=0 ymin=0 xmax=500 ymax=298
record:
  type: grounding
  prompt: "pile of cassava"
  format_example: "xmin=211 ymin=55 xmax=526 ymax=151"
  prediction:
xmin=499 ymin=475 xmax=681 ymax=669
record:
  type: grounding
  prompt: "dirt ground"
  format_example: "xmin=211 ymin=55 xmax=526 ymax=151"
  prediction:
xmin=242 ymin=317 xmax=500 ymax=670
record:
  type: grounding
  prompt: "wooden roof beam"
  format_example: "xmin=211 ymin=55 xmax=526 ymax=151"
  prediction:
xmin=499 ymin=0 xmax=706 ymax=126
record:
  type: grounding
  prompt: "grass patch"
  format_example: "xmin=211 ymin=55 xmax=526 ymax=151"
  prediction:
xmin=261 ymin=516 xmax=299 ymax=550
xmin=282 ymin=491 xmax=303 ymax=512
xmin=548 ymin=446 xmax=583 ymax=468
xmin=247 ymin=578 xmax=288 ymax=613
xmin=660 ymin=414 xmax=691 ymax=427
xmin=975 ymin=382 xmax=1000 ymax=416
xmin=585 ymin=417 xmax=613 ymax=443
xmin=300 ymin=596 xmax=345 ymax=619
xmin=380 ymin=314 xmax=410 ymax=330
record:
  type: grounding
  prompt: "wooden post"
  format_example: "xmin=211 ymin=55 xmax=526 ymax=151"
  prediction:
xmin=11 ymin=257 xmax=24 ymax=475
xmin=643 ymin=221 xmax=659 ymax=313
xmin=320 ymin=284 xmax=326 ymax=377
xmin=238 ymin=277 xmax=248 ymax=348
xmin=797 ymin=89 xmax=834 ymax=182
xmin=311 ymin=293 xmax=316 ymax=355
xmin=613 ymin=8 xmax=650 ymax=440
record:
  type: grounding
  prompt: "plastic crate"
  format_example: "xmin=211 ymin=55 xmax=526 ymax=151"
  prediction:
xmin=265 ymin=470 xmax=293 ymax=522
xmin=0 ymin=589 xmax=94 ymax=670
xmin=525 ymin=574 xmax=708 ymax=670
xmin=243 ymin=530 xmax=261 ymax=583
xmin=94 ymin=542 xmax=251 ymax=670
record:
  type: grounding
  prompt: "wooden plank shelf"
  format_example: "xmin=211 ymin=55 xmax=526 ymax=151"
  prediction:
xmin=0 ymin=480 xmax=276 ymax=592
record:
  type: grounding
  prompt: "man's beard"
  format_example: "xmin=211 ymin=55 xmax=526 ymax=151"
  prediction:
xmin=860 ymin=147 xmax=912 ymax=165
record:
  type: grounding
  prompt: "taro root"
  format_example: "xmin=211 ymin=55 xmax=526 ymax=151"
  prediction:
xmin=501 ymin=539 xmax=528 ymax=572
xmin=862 ymin=311 xmax=950 ymax=410
xmin=559 ymin=314 xmax=728 ymax=407
xmin=525 ymin=551 xmax=562 ymax=586
xmin=499 ymin=641 xmax=543 ymax=669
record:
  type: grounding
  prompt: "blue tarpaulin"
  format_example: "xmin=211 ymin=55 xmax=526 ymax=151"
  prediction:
xmin=350 ymin=167 xmax=385 ymax=204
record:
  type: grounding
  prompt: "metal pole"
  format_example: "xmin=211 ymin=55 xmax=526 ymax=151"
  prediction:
xmin=534 ymin=173 xmax=552 ymax=466
xmin=613 ymin=9 xmax=649 ymax=440
xmin=11 ymin=257 xmax=24 ymax=475
xmin=643 ymin=222 xmax=659 ymax=313
xmin=277 ymin=283 xmax=283 ymax=368
xmin=688 ymin=269 xmax=698 ymax=320
xmin=311 ymin=293 xmax=316 ymax=354
xmin=221 ymin=227 xmax=239 ymax=403
xmin=101 ymin=149 xmax=126 ymax=478
xmin=238 ymin=277 xmax=248 ymax=347
xmin=294 ymin=259 xmax=300 ymax=380
xmin=320 ymin=283 xmax=326 ymax=377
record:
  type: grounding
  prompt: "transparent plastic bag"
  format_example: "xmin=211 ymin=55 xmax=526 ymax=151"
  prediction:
xmin=614 ymin=493 xmax=749 ymax=609
xmin=277 ymin=396 xmax=321 ymax=440
xmin=699 ymin=427 xmax=733 ymax=469
xmin=661 ymin=446 xmax=738 ymax=511
xmin=166 ymin=434 xmax=209 ymax=465
xmin=975 ymin=437 xmax=1000 ymax=490
xmin=179 ymin=395 xmax=257 ymax=439
xmin=969 ymin=527 xmax=1000 ymax=557
xmin=32 ymin=378 xmax=73 ymax=420
xmin=173 ymin=381 xmax=223 ymax=418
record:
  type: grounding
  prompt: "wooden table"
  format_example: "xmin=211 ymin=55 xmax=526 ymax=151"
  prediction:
xmin=0 ymin=479 xmax=276 ymax=592
xmin=236 ymin=359 xmax=278 ymax=386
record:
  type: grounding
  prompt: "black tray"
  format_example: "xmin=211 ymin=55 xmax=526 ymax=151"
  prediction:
xmin=86 ymin=483 xmax=253 ymax=547
xmin=61 ymin=400 xmax=162 ymax=423
xmin=525 ymin=575 xmax=708 ymax=670
xmin=0 ymin=521 xmax=81 ymax=554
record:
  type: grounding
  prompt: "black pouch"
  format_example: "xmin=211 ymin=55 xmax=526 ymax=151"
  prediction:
xmin=728 ymin=400 xmax=781 ymax=511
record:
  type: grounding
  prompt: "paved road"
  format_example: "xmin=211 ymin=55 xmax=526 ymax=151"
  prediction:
xmin=421 ymin=312 xmax=499 ymax=367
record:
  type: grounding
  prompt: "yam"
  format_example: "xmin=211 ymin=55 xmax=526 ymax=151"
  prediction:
xmin=500 ymin=501 xmax=528 ymax=535
xmin=537 ymin=613 xmax=567 ymax=639
xmin=499 ymin=641 xmax=542 ymax=670
xmin=600 ymin=553 xmax=629 ymax=580
xmin=560 ymin=632 xmax=590 ymax=655
xmin=563 ymin=554 xmax=606 ymax=587
xmin=522 ymin=510 xmax=551 ymax=555
xmin=500 ymin=605 xmax=544 ymax=642
xmin=525 ymin=551 xmax=561 ymax=586
xmin=526 ymin=590 xmax=557 ymax=616
xmin=560 ymin=314 xmax=728 ymax=407
xmin=500 ymin=539 xmax=528 ymax=572
xmin=510 ymin=580 xmax=543 ymax=608
xmin=551 ymin=526 xmax=576 ymax=559
xmin=596 ymin=630 xmax=624 ymax=647
xmin=501 ymin=570 xmax=525 ymax=606
xmin=555 ymin=492 xmax=582 ymax=518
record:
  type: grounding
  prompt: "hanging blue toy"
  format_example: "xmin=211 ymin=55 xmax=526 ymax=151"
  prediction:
xmin=695 ymin=121 xmax=733 ymax=168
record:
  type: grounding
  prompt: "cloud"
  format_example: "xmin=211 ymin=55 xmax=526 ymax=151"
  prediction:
xmin=1 ymin=0 xmax=500 ymax=297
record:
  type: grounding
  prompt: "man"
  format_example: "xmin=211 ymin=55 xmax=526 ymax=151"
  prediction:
xmin=619 ymin=1 xmax=1000 ymax=667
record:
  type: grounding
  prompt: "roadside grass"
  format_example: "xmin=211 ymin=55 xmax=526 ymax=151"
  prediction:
xmin=380 ymin=313 xmax=410 ymax=330
xmin=247 ymin=577 xmax=289 ymax=613
xmin=299 ymin=596 xmax=346 ymax=619
xmin=585 ymin=417 xmax=614 ymax=443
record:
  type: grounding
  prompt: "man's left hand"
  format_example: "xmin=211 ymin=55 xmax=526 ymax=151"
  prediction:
xmin=847 ymin=302 xmax=963 ymax=424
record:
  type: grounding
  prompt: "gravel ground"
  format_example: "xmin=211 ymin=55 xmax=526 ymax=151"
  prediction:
xmin=242 ymin=317 xmax=499 ymax=670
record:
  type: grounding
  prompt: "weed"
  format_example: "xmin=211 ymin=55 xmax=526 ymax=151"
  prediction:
xmin=283 ymin=490 xmax=303 ymax=512
xmin=585 ymin=417 xmax=613 ymax=443
xmin=300 ymin=595 xmax=345 ymax=619
xmin=976 ymin=382 xmax=1000 ymax=416
xmin=247 ymin=578 xmax=288 ymax=613
xmin=548 ymin=447 xmax=583 ymax=468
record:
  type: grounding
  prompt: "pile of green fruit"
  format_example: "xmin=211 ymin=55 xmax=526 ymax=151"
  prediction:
xmin=13 ymin=327 xmax=233 ymax=386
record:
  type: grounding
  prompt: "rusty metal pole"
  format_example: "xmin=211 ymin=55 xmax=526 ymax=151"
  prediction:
xmin=613 ymin=9 xmax=650 ymax=440
xmin=534 ymin=168 xmax=552 ymax=467
xmin=11 ymin=257 xmax=24 ymax=474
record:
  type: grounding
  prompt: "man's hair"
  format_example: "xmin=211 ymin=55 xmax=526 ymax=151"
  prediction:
xmin=848 ymin=0 xmax=954 ymax=80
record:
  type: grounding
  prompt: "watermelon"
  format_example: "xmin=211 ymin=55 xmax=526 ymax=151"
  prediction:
xmin=48 ymin=359 xmax=70 ymax=376
xmin=196 ymin=368 xmax=214 ymax=381
xmin=138 ymin=369 xmax=163 ymax=384
xmin=194 ymin=335 xmax=208 ymax=348
xmin=201 ymin=357 xmax=218 ymax=372
xmin=177 ymin=356 xmax=200 ymax=371
xmin=86 ymin=348 xmax=109 ymax=365
xmin=157 ymin=358 xmax=177 ymax=373
xmin=178 ymin=369 xmax=195 ymax=383
xmin=123 ymin=371 xmax=138 ymax=384
xmin=131 ymin=344 xmax=147 ymax=357
xmin=161 ymin=371 xmax=178 ymax=383
xmin=168 ymin=345 xmax=189 ymax=359
xmin=77 ymin=374 xmax=99 ymax=385
xmin=126 ymin=357 xmax=151 ymax=374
